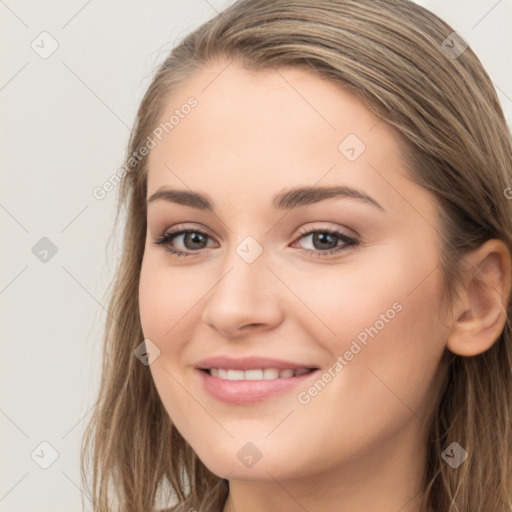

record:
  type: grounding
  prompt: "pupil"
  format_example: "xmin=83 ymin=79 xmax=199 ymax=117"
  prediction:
xmin=314 ymin=232 xmax=336 ymax=250
xmin=186 ymin=232 xmax=206 ymax=249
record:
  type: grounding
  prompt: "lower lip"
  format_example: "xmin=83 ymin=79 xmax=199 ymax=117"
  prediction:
xmin=197 ymin=369 xmax=318 ymax=405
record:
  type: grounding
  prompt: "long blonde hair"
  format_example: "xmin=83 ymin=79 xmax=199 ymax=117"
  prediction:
xmin=80 ymin=1 xmax=512 ymax=510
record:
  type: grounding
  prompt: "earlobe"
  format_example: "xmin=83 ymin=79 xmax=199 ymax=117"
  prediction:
xmin=446 ymin=239 xmax=512 ymax=357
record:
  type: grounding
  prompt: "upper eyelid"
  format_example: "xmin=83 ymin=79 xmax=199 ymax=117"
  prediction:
xmin=161 ymin=222 xmax=353 ymax=235
xmin=159 ymin=224 xmax=357 ymax=245
xmin=162 ymin=223 xmax=216 ymax=240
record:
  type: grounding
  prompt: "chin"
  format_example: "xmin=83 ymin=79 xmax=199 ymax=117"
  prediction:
xmin=189 ymin=437 xmax=313 ymax=482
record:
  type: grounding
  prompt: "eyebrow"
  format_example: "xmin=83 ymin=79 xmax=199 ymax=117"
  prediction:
xmin=146 ymin=185 xmax=385 ymax=211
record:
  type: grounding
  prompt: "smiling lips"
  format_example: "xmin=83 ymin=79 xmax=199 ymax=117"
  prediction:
xmin=209 ymin=367 xmax=313 ymax=380
xmin=195 ymin=356 xmax=319 ymax=405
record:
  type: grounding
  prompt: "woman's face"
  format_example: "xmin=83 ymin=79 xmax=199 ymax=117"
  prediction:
xmin=139 ymin=61 xmax=451 ymax=482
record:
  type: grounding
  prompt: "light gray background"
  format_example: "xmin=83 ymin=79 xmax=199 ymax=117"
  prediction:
xmin=1 ymin=1 xmax=511 ymax=511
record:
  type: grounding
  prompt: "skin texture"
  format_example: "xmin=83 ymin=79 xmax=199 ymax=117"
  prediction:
xmin=138 ymin=61 xmax=511 ymax=512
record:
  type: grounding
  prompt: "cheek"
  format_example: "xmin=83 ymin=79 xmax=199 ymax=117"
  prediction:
xmin=138 ymin=261 xmax=169 ymax=344
xmin=138 ymin=255 xmax=204 ymax=347
xmin=273 ymin=268 xmax=446 ymax=477
xmin=289 ymin=236 xmax=443 ymax=359
xmin=289 ymin=240 xmax=446 ymax=416
xmin=138 ymin=257 xmax=202 ymax=431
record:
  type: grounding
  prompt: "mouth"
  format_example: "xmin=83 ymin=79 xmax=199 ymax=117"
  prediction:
xmin=202 ymin=367 xmax=316 ymax=380
xmin=195 ymin=358 xmax=320 ymax=405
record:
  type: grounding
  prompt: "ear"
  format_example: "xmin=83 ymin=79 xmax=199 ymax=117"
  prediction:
xmin=446 ymin=239 xmax=512 ymax=357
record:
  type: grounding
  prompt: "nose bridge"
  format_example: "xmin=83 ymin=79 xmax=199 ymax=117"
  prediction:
xmin=213 ymin=235 xmax=271 ymax=305
xmin=200 ymin=234 xmax=283 ymax=335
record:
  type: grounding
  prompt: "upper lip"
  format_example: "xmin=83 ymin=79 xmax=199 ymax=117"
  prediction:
xmin=195 ymin=356 xmax=319 ymax=371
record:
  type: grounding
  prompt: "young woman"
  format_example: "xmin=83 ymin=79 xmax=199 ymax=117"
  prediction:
xmin=81 ymin=1 xmax=512 ymax=511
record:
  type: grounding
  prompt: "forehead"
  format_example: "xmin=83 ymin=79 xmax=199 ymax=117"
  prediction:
xmin=145 ymin=61 xmax=419 ymax=216
xmin=151 ymin=61 xmax=389 ymax=152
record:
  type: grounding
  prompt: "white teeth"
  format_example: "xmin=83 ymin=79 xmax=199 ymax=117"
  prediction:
xmin=263 ymin=368 xmax=279 ymax=379
xmin=245 ymin=369 xmax=264 ymax=380
xmin=207 ymin=368 xmax=313 ymax=380
xmin=226 ymin=369 xmax=245 ymax=380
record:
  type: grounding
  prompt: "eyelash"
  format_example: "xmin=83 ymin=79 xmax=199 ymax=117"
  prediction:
xmin=152 ymin=224 xmax=359 ymax=259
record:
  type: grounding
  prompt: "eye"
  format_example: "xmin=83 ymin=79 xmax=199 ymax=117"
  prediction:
xmin=291 ymin=226 xmax=359 ymax=257
xmin=153 ymin=224 xmax=216 ymax=258
xmin=152 ymin=224 xmax=359 ymax=258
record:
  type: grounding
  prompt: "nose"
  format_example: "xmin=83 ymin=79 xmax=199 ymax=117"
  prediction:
xmin=200 ymin=248 xmax=284 ymax=338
